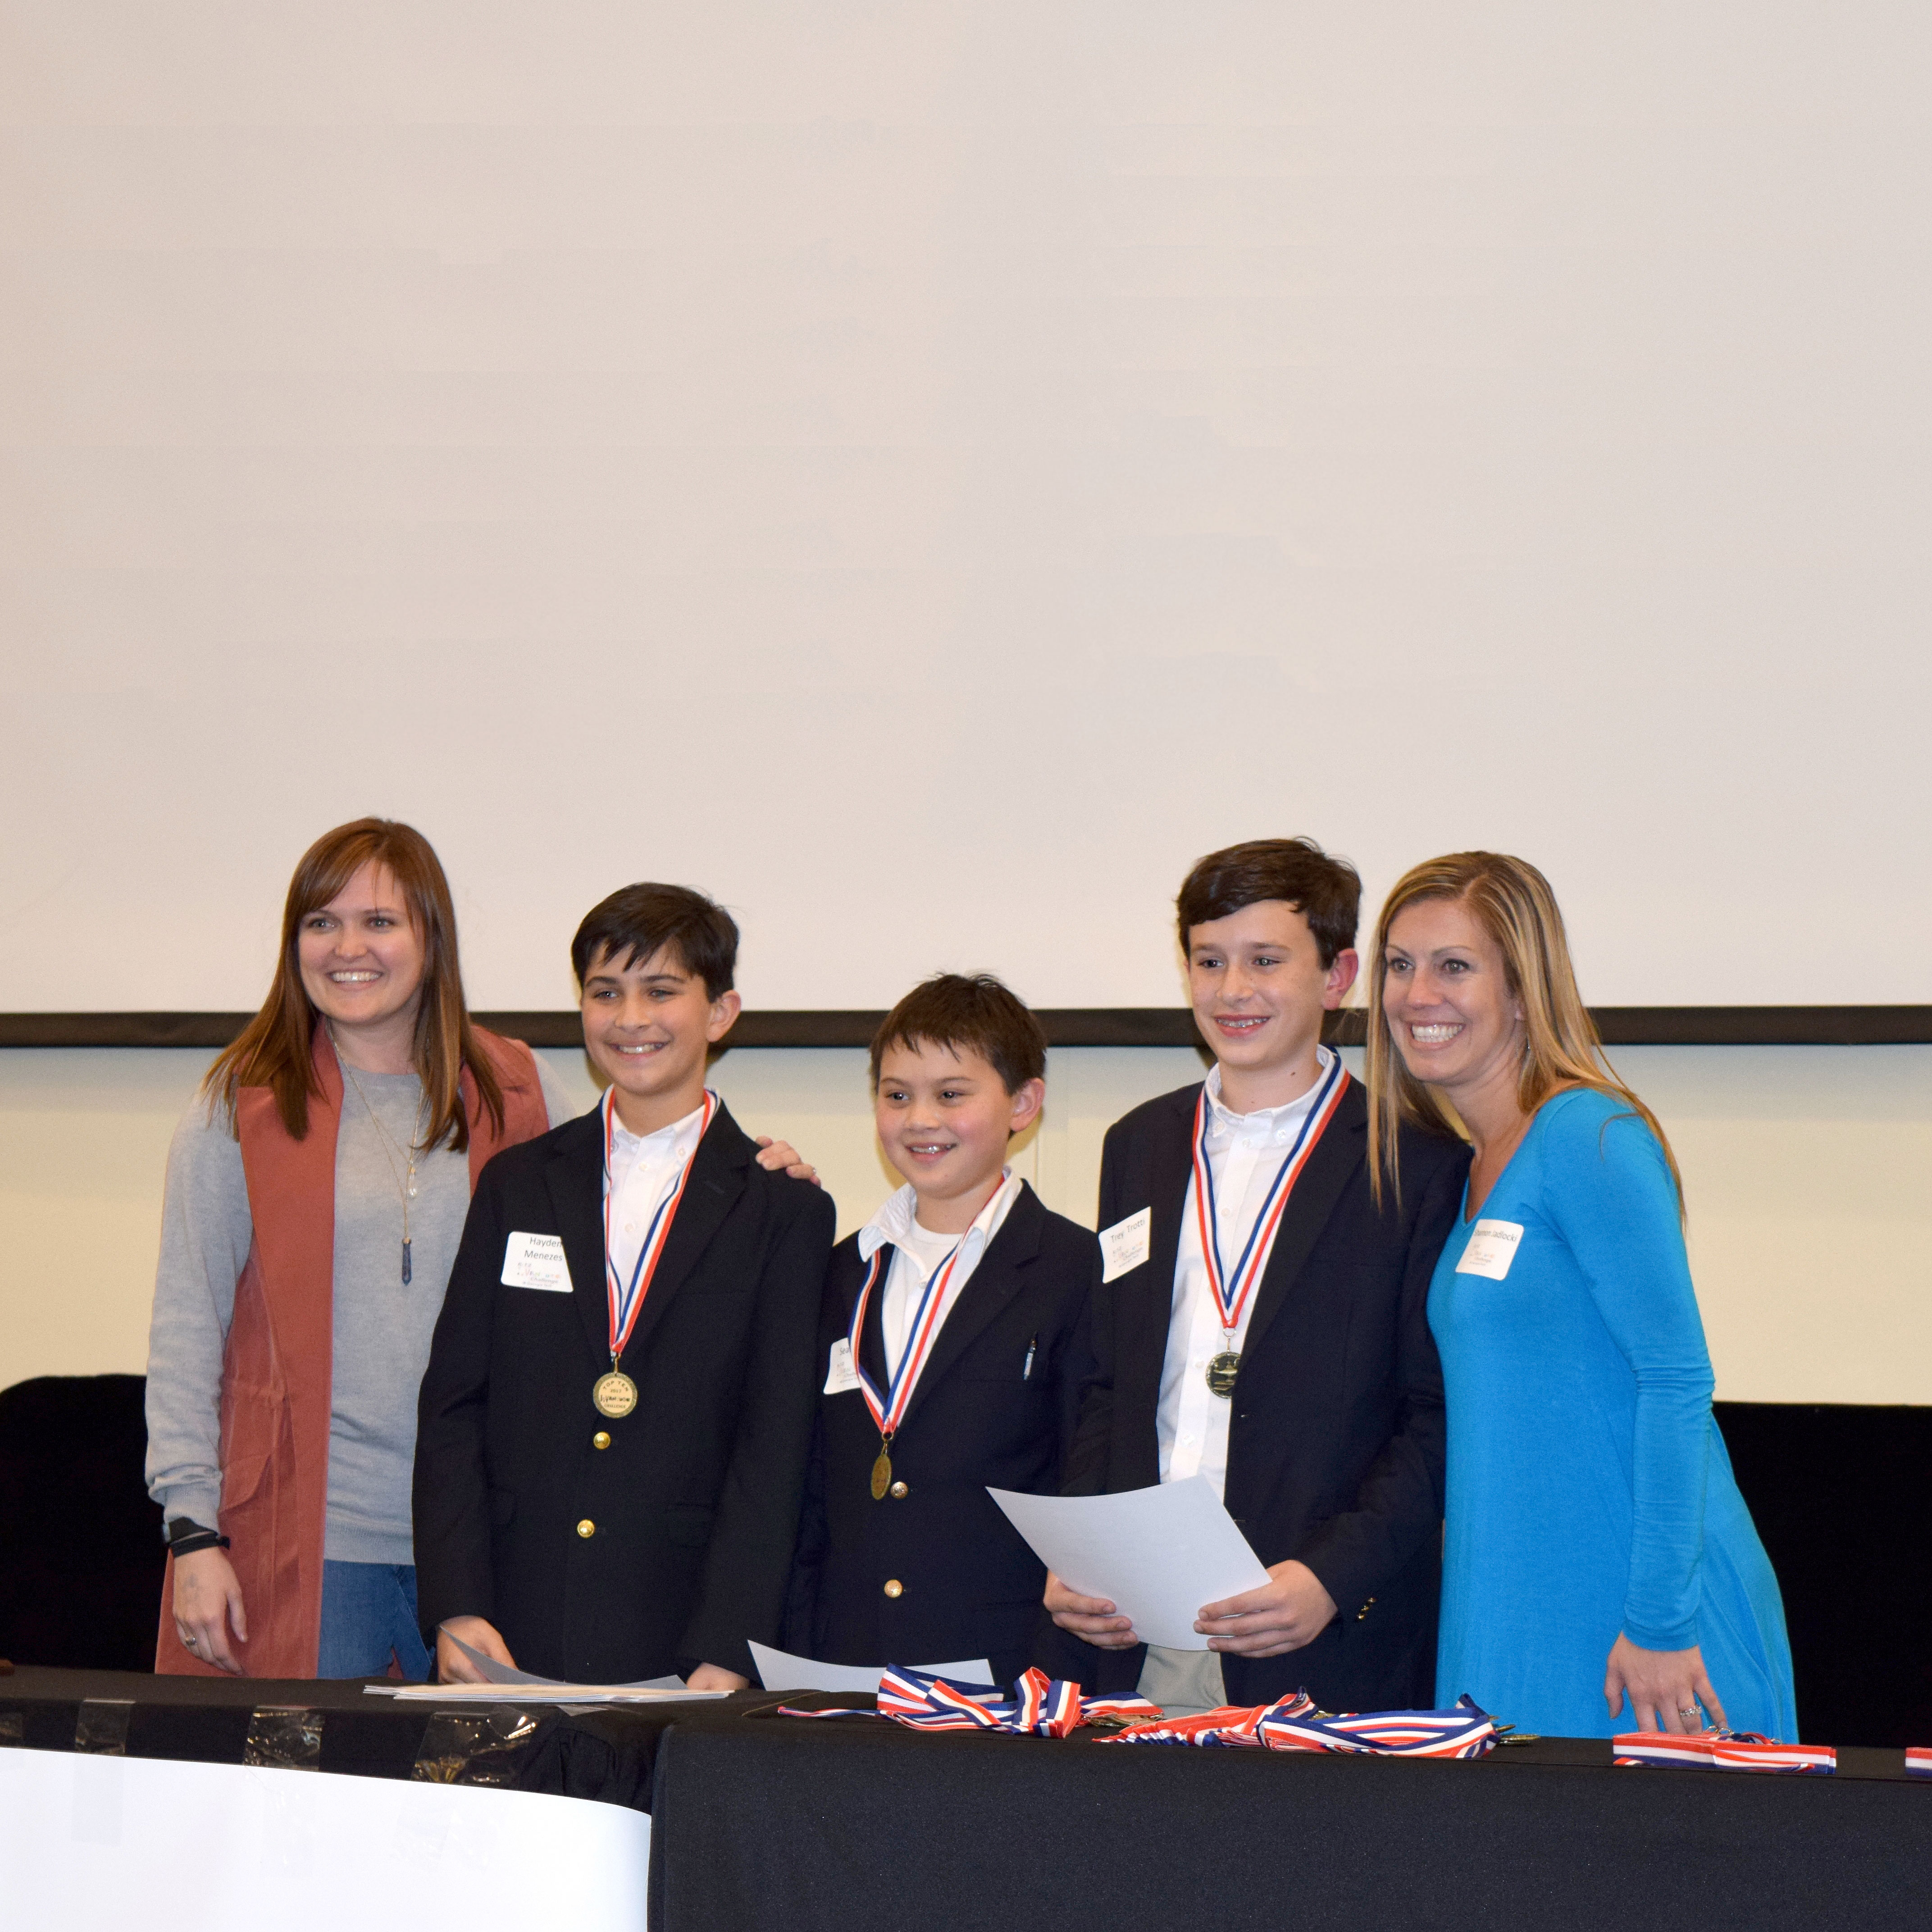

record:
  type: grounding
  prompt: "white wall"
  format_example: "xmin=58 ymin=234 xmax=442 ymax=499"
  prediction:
xmin=3 ymin=1042 xmax=1926 ymax=1404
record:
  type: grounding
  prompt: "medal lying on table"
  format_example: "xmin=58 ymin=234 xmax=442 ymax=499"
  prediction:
xmin=848 ymin=1235 xmax=967 ymax=1499
xmin=595 ymin=1089 xmax=717 ymax=1419
xmin=1191 ymin=1056 xmax=1349 ymax=1397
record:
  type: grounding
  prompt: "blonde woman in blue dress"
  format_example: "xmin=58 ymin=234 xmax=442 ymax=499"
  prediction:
xmin=1365 ymin=852 xmax=1795 ymax=1740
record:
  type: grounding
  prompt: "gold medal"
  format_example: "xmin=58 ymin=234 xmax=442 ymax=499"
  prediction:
xmin=592 ymin=1370 xmax=638 ymax=1418
xmin=870 ymin=1447 xmax=893 ymax=1500
xmin=1204 ymin=1351 xmax=1241 ymax=1398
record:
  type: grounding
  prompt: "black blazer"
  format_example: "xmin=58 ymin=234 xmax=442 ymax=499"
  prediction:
xmin=788 ymin=1183 xmax=1101 ymax=1686
xmin=413 ymin=1100 xmax=834 ymax=1682
xmin=1040 ymin=1077 xmax=1467 ymax=1712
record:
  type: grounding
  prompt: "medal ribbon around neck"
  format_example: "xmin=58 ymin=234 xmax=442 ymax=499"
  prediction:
xmin=1193 ymin=1054 xmax=1349 ymax=1338
xmin=601 ymin=1087 xmax=717 ymax=1367
xmin=848 ymin=1229 xmax=971 ymax=1443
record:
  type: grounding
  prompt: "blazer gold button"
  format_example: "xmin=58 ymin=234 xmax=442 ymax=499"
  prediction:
xmin=889 ymin=1481 xmax=908 ymax=1499
xmin=576 ymin=1518 xmax=596 ymax=1538
xmin=592 ymin=1431 xmax=611 ymax=1450
xmin=883 ymin=1579 xmax=904 ymax=1598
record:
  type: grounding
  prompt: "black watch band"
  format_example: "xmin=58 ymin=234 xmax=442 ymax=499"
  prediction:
xmin=166 ymin=1517 xmax=231 ymax=1558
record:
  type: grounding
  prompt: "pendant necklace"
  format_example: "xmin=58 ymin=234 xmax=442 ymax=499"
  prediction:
xmin=333 ymin=1031 xmax=428 ymax=1285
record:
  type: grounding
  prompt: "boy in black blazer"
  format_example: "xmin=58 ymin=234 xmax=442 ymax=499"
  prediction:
xmin=1043 ymin=839 xmax=1467 ymax=1716
xmin=788 ymin=974 xmax=1101 ymax=1685
xmin=414 ymin=884 xmax=834 ymax=1688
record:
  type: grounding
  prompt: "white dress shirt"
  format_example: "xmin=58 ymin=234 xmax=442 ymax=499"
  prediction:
xmin=857 ymin=1168 xmax=1024 ymax=1381
xmin=603 ymin=1095 xmax=710 ymax=1290
xmin=1157 ymin=1049 xmax=1337 ymax=1499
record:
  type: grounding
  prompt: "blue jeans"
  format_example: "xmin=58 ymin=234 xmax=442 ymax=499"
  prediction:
xmin=317 ymin=1560 xmax=432 ymax=1681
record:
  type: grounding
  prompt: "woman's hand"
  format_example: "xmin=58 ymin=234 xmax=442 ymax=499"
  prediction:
xmin=1604 ymin=1632 xmax=1727 ymax=1733
xmin=1044 ymin=1571 xmax=1139 ymax=1649
xmin=437 ymin=1615 xmax=516 ymax=1683
xmin=754 ymin=1136 xmax=820 ymax=1186
xmin=172 ymin=1547 xmax=248 ymax=1674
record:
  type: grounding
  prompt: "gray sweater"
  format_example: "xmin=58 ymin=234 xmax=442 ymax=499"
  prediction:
xmin=144 ymin=1055 xmax=575 ymax=1564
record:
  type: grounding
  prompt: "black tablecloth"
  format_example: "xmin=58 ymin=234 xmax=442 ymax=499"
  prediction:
xmin=647 ymin=1707 xmax=1932 ymax=1932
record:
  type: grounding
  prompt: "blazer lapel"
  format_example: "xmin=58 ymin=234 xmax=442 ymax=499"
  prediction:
xmin=1236 ymin=1082 xmax=1367 ymax=1362
xmin=896 ymin=1183 xmax=1045 ymax=1430
xmin=545 ymin=1109 xmax=613 ymax=1367
xmin=1121 ymin=1089 xmax=1199 ymax=1385
xmin=618 ymin=1102 xmax=752 ymax=1367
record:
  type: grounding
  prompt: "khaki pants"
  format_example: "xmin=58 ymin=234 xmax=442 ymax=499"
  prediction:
xmin=1136 ymin=1645 xmax=1228 ymax=1718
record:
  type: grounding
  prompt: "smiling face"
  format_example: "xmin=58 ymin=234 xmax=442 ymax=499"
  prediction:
xmin=874 ymin=1039 xmax=1043 ymax=1233
xmin=1186 ymin=899 xmax=1358 ymax=1111
xmin=579 ymin=943 xmax=741 ymax=1135
xmin=296 ymin=861 xmax=427 ymax=1050
xmin=1381 ymin=895 xmax=1525 ymax=1104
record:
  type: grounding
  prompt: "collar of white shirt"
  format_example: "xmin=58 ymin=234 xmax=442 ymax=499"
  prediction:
xmin=606 ymin=1095 xmax=710 ymax=1164
xmin=1201 ymin=1045 xmax=1337 ymax=1146
xmin=857 ymin=1166 xmax=1024 ymax=1268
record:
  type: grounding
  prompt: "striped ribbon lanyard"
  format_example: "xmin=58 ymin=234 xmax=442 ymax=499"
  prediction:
xmin=1192 ymin=1054 xmax=1349 ymax=1341
xmin=848 ymin=1233 xmax=967 ymax=1499
xmin=601 ymin=1087 xmax=717 ymax=1370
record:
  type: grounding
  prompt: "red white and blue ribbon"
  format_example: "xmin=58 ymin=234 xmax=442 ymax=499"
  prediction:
xmin=1905 ymin=1746 xmax=1932 ymax=1778
xmin=600 ymin=1088 xmax=717 ymax=1366
xmin=1192 ymin=1056 xmax=1349 ymax=1338
xmin=1104 ymin=1691 xmax=1500 ymax=1760
xmin=782 ymin=1666 xmax=1161 ymax=1740
xmin=847 ymin=1237 xmax=967 ymax=1444
xmin=1613 ymin=1729 xmax=1836 ymax=1774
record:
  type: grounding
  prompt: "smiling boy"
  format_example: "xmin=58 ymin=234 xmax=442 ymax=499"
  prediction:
xmin=1041 ymin=838 xmax=1467 ymax=1717
xmin=413 ymin=884 xmax=834 ymax=1687
xmin=787 ymin=974 xmax=1101 ymax=1685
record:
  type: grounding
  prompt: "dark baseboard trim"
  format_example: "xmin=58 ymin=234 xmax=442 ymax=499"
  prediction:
xmin=1 ymin=1006 xmax=1928 ymax=1049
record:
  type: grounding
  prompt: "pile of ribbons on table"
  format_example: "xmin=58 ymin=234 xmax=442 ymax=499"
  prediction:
xmin=784 ymin=1667 xmax=1925 ymax=1775
xmin=782 ymin=1666 xmax=1500 ymax=1759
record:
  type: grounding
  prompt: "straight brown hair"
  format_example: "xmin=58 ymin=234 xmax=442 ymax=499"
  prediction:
xmin=203 ymin=818 xmax=504 ymax=1149
xmin=870 ymin=972 xmax=1048 ymax=1096
xmin=1365 ymin=851 xmax=1683 ymax=1213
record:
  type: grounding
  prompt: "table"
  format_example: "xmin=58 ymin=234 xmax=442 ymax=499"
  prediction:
xmin=7 ymin=1668 xmax=1927 ymax=1932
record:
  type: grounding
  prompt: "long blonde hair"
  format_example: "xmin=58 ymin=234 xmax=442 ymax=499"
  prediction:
xmin=204 ymin=817 xmax=505 ymax=1149
xmin=1364 ymin=852 xmax=1682 ymax=1212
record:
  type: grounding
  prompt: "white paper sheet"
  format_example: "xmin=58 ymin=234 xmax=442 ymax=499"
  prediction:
xmin=987 ymin=1476 xmax=1270 ymax=1651
xmin=746 ymin=1641 xmax=995 ymax=1693
xmin=368 ymin=1633 xmax=721 ymax=1701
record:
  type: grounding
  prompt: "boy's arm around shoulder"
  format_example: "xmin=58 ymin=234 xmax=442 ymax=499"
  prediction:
xmin=1289 ymin=1130 xmax=1464 ymax=1617
xmin=675 ymin=1173 xmax=838 ymax=1680
xmin=412 ymin=1151 xmax=517 ymax=1639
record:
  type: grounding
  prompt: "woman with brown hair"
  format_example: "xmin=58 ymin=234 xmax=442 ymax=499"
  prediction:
xmin=1367 ymin=852 xmax=1795 ymax=1741
xmin=143 ymin=819 xmax=572 ymax=1679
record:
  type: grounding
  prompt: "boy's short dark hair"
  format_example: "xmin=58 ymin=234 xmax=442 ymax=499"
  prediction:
xmin=571 ymin=884 xmax=738 ymax=999
xmin=1176 ymin=838 xmax=1361 ymax=969
xmin=869 ymin=973 xmax=1048 ymax=1096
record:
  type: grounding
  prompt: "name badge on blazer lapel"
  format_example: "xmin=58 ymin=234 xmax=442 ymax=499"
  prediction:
xmin=1099 ymin=1206 xmax=1153 ymax=1282
xmin=502 ymin=1230 xmax=574 ymax=1292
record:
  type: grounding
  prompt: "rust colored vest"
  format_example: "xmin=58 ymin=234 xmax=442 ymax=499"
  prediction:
xmin=155 ymin=1025 xmax=551 ymax=1678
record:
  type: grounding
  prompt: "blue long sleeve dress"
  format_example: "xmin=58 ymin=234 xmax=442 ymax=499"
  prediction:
xmin=1430 ymin=1087 xmax=1796 ymax=1740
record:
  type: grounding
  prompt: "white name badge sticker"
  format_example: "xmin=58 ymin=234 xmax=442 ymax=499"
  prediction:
xmin=502 ymin=1231 xmax=574 ymax=1293
xmin=1099 ymin=1207 xmax=1153 ymax=1283
xmin=1455 ymin=1219 xmax=1525 ymax=1281
xmin=823 ymin=1337 xmax=862 ymax=1395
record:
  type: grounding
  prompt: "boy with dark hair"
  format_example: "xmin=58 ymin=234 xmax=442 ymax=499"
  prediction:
xmin=788 ymin=973 xmax=1101 ymax=1684
xmin=1043 ymin=838 xmax=1467 ymax=1717
xmin=414 ymin=884 xmax=835 ymax=1686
